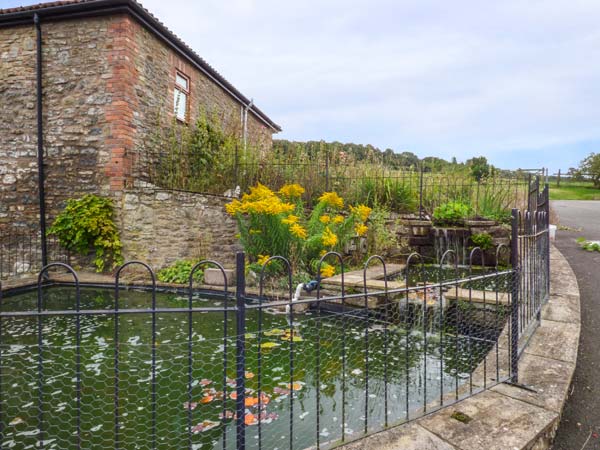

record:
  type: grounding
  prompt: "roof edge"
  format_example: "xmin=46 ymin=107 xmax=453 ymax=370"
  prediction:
xmin=0 ymin=0 xmax=282 ymax=132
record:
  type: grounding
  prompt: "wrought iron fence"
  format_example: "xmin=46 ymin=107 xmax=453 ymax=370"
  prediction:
xmin=135 ymin=147 xmax=533 ymax=217
xmin=0 ymin=206 xmax=550 ymax=449
xmin=0 ymin=228 xmax=67 ymax=280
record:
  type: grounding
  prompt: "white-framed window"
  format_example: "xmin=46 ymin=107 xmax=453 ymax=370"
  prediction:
xmin=174 ymin=71 xmax=189 ymax=122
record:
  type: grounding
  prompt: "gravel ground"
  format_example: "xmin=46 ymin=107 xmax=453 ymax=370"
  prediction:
xmin=551 ymin=200 xmax=600 ymax=450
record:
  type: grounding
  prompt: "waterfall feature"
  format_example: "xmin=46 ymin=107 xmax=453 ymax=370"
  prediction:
xmin=434 ymin=227 xmax=469 ymax=266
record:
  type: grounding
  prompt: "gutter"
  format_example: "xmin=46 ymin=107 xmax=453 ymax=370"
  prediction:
xmin=0 ymin=0 xmax=281 ymax=133
xmin=34 ymin=13 xmax=48 ymax=268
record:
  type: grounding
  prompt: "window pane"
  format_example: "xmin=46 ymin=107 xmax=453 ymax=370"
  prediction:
xmin=176 ymin=73 xmax=188 ymax=90
xmin=174 ymin=89 xmax=187 ymax=121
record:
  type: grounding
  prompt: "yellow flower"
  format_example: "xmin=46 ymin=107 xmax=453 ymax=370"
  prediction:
xmin=225 ymin=199 xmax=242 ymax=216
xmin=257 ymin=254 xmax=271 ymax=266
xmin=249 ymin=229 xmax=262 ymax=235
xmin=242 ymin=183 xmax=275 ymax=202
xmin=351 ymin=204 xmax=372 ymax=222
xmin=320 ymin=264 xmax=336 ymax=278
xmin=282 ymin=215 xmax=300 ymax=225
xmin=318 ymin=191 xmax=344 ymax=209
xmin=319 ymin=215 xmax=331 ymax=224
xmin=290 ymin=223 xmax=307 ymax=239
xmin=321 ymin=227 xmax=338 ymax=247
xmin=319 ymin=249 xmax=328 ymax=257
xmin=355 ymin=223 xmax=368 ymax=236
xmin=332 ymin=215 xmax=345 ymax=224
xmin=278 ymin=184 xmax=305 ymax=198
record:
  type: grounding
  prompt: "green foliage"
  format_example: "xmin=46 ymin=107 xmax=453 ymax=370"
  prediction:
xmin=470 ymin=232 xmax=494 ymax=250
xmin=366 ymin=204 xmax=398 ymax=255
xmin=432 ymin=202 xmax=471 ymax=226
xmin=580 ymin=152 xmax=600 ymax=188
xmin=577 ymin=237 xmax=600 ymax=252
xmin=466 ymin=156 xmax=490 ymax=181
xmin=227 ymin=184 xmax=371 ymax=276
xmin=48 ymin=194 xmax=123 ymax=272
xmin=157 ymin=260 xmax=204 ymax=284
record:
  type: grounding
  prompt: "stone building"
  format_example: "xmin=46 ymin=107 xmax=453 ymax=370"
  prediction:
xmin=0 ymin=0 xmax=280 ymax=267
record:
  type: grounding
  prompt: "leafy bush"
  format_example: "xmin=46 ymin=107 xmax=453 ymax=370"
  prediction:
xmin=226 ymin=183 xmax=371 ymax=276
xmin=432 ymin=202 xmax=471 ymax=226
xmin=470 ymin=232 xmax=494 ymax=250
xmin=577 ymin=237 xmax=600 ymax=252
xmin=157 ymin=260 xmax=204 ymax=284
xmin=48 ymin=194 xmax=123 ymax=272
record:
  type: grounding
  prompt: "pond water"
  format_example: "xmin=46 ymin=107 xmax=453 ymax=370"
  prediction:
xmin=0 ymin=287 xmax=498 ymax=450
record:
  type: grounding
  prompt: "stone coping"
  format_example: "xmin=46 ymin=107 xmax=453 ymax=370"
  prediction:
xmin=338 ymin=245 xmax=580 ymax=450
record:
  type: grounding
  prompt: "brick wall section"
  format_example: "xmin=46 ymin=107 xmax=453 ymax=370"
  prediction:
xmin=105 ymin=15 xmax=138 ymax=191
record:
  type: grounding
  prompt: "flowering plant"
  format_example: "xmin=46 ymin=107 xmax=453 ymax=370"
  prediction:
xmin=226 ymin=183 xmax=371 ymax=276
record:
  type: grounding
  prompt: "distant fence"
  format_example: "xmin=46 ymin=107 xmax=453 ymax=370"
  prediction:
xmin=0 ymin=205 xmax=550 ymax=449
xmin=136 ymin=147 xmax=535 ymax=217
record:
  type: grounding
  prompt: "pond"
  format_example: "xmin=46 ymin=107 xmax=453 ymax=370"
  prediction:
xmin=0 ymin=286 xmax=500 ymax=450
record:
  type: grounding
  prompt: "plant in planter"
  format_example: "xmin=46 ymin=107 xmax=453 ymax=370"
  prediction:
xmin=226 ymin=183 xmax=372 ymax=277
xmin=157 ymin=260 xmax=204 ymax=284
xmin=432 ymin=201 xmax=472 ymax=226
xmin=470 ymin=232 xmax=494 ymax=251
xmin=48 ymin=194 xmax=123 ymax=272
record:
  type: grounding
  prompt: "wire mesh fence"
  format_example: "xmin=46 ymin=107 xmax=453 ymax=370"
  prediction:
xmin=0 ymin=215 xmax=550 ymax=450
xmin=135 ymin=147 xmax=533 ymax=217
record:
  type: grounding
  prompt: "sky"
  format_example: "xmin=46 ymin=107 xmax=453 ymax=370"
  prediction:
xmin=2 ymin=0 xmax=600 ymax=172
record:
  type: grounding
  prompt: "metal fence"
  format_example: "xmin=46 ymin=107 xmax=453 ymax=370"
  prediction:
xmin=136 ymin=147 xmax=534 ymax=216
xmin=0 ymin=228 xmax=67 ymax=280
xmin=0 ymin=206 xmax=549 ymax=450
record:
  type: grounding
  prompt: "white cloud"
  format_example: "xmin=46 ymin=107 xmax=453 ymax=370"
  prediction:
xmin=3 ymin=0 xmax=600 ymax=169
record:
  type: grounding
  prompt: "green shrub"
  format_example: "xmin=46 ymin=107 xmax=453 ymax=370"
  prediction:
xmin=577 ymin=237 xmax=600 ymax=252
xmin=470 ymin=232 xmax=494 ymax=250
xmin=157 ymin=260 xmax=204 ymax=284
xmin=432 ymin=202 xmax=471 ymax=226
xmin=48 ymin=194 xmax=123 ymax=272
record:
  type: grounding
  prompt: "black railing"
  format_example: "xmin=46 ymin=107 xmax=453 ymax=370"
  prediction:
xmin=0 ymin=214 xmax=550 ymax=450
xmin=135 ymin=147 xmax=533 ymax=217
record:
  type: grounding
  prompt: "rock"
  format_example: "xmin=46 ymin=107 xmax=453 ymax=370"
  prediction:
xmin=204 ymin=268 xmax=236 ymax=286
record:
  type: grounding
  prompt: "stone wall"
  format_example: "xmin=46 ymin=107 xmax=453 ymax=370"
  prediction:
xmin=119 ymin=186 xmax=240 ymax=268
xmin=1 ymin=12 xmax=276 ymax=267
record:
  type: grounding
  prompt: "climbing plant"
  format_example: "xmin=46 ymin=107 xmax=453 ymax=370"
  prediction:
xmin=48 ymin=194 xmax=123 ymax=272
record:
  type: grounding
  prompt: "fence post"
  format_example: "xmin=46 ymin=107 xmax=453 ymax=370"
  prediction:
xmin=325 ymin=148 xmax=330 ymax=192
xmin=557 ymin=169 xmax=561 ymax=187
xmin=235 ymin=252 xmax=246 ymax=450
xmin=545 ymin=184 xmax=551 ymax=301
xmin=419 ymin=165 xmax=424 ymax=219
xmin=510 ymin=208 xmax=520 ymax=383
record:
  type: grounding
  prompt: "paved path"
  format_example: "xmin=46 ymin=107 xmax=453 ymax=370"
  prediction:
xmin=552 ymin=200 xmax=600 ymax=450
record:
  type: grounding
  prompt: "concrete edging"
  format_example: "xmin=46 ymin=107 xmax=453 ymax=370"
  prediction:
xmin=339 ymin=244 xmax=580 ymax=450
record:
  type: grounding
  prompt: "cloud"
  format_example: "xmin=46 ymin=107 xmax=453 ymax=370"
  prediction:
xmin=3 ymin=0 xmax=600 ymax=170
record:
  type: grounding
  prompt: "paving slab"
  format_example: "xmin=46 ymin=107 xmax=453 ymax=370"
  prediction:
xmin=418 ymin=390 xmax=558 ymax=450
xmin=492 ymin=352 xmax=575 ymax=413
xmin=322 ymin=264 xmax=405 ymax=288
xmin=523 ymin=320 xmax=579 ymax=364
xmin=444 ymin=288 xmax=510 ymax=306
xmin=541 ymin=294 xmax=580 ymax=323
xmin=338 ymin=423 xmax=457 ymax=450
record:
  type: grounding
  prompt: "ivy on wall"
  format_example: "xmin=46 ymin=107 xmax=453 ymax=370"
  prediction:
xmin=48 ymin=194 xmax=124 ymax=272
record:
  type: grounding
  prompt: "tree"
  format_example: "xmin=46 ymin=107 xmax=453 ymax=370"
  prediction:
xmin=466 ymin=156 xmax=490 ymax=181
xmin=580 ymin=153 xmax=600 ymax=188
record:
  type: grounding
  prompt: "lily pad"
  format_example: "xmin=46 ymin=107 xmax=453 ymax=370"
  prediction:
xmin=260 ymin=342 xmax=280 ymax=349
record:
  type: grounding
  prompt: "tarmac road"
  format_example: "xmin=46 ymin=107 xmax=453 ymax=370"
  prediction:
xmin=551 ymin=200 xmax=600 ymax=450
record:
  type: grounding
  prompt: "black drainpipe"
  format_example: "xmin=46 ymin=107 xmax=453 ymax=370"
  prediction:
xmin=34 ymin=13 xmax=48 ymax=268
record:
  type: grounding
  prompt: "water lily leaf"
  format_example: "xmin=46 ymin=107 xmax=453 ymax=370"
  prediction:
xmin=245 ymin=413 xmax=258 ymax=426
xmin=191 ymin=420 xmax=219 ymax=433
xmin=264 ymin=329 xmax=286 ymax=337
xmin=200 ymin=395 xmax=214 ymax=404
xmin=245 ymin=371 xmax=255 ymax=379
xmin=260 ymin=342 xmax=280 ymax=349
xmin=199 ymin=379 xmax=212 ymax=386
xmin=9 ymin=417 xmax=24 ymax=426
